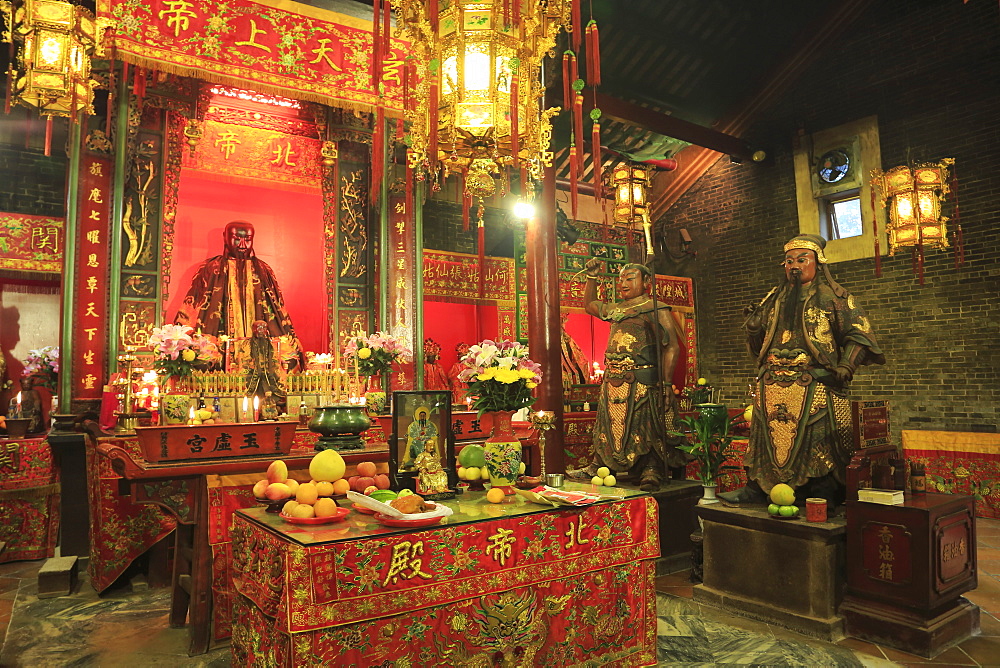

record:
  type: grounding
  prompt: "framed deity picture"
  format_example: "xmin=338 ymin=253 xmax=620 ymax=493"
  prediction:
xmin=389 ymin=391 xmax=455 ymax=493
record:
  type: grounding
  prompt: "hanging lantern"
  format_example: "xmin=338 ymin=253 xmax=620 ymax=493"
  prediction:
xmin=3 ymin=0 xmax=97 ymax=118
xmin=394 ymin=0 xmax=573 ymax=200
xmin=871 ymin=158 xmax=954 ymax=255
xmin=612 ymin=163 xmax=649 ymax=225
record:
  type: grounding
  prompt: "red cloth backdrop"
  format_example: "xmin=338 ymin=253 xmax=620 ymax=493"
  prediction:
xmin=0 ymin=438 xmax=59 ymax=563
xmin=166 ymin=174 xmax=328 ymax=354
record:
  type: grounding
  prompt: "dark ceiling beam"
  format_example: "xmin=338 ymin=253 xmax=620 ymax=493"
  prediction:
xmin=570 ymin=89 xmax=756 ymax=161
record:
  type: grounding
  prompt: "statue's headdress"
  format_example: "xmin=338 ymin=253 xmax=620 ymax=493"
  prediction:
xmin=783 ymin=234 xmax=829 ymax=264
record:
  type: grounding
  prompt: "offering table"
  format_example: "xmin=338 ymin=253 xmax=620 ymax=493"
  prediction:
xmin=230 ymin=488 xmax=659 ymax=666
xmin=92 ymin=429 xmax=389 ymax=655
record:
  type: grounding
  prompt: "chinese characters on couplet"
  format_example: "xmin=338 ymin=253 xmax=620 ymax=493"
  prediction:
xmin=74 ymin=157 xmax=110 ymax=399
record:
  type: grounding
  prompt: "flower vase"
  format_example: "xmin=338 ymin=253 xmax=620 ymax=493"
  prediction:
xmin=483 ymin=410 xmax=521 ymax=495
xmin=159 ymin=376 xmax=190 ymax=425
xmin=364 ymin=373 xmax=387 ymax=416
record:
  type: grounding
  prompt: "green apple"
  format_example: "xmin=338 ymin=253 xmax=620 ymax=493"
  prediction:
xmin=767 ymin=503 xmax=780 ymax=516
xmin=778 ymin=505 xmax=796 ymax=517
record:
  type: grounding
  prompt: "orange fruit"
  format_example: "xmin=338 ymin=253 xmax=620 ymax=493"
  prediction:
xmin=331 ymin=479 xmax=350 ymax=495
xmin=486 ymin=487 xmax=505 ymax=503
xmin=314 ymin=497 xmax=338 ymax=518
xmin=296 ymin=482 xmax=319 ymax=505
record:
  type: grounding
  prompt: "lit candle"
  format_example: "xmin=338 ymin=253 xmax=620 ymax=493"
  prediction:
xmin=253 ymin=395 xmax=260 ymax=422
xmin=241 ymin=396 xmax=249 ymax=423
xmin=16 ymin=391 xmax=21 ymax=417
xmin=188 ymin=406 xmax=201 ymax=425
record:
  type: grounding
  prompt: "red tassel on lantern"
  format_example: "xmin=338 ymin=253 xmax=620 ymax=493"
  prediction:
xmin=562 ymin=52 xmax=574 ymax=109
xmin=44 ymin=116 xmax=53 ymax=157
xmin=571 ymin=0 xmax=581 ymax=53
xmin=585 ymin=20 xmax=601 ymax=87
xmin=956 ymin=225 xmax=964 ymax=269
xmin=569 ymin=143 xmax=579 ymax=222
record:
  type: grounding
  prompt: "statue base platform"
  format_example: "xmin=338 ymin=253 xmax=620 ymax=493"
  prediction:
xmin=840 ymin=594 xmax=979 ymax=659
xmin=693 ymin=504 xmax=847 ymax=640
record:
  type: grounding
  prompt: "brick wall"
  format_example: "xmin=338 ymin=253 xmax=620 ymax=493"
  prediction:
xmin=0 ymin=146 xmax=67 ymax=217
xmin=422 ymin=198 xmax=518 ymax=258
xmin=656 ymin=1 xmax=1000 ymax=437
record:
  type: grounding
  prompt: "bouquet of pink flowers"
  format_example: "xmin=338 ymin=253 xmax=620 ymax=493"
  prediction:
xmin=22 ymin=346 xmax=59 ymax=391
xmin=148 ymin=325 xmax=222 ymax=378
xmin=458 ymin=339 xmax=541 ymax=415
xmin=343 ymin=331 xmax=413 ymax=375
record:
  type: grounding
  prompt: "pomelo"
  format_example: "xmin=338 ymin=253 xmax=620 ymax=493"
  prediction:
xmin=309 ymin=450 xmax=346 ymax=482
xmin=769 ymin=483 xmax=795 ymax=506
xmin=457 ymin=444 xmax=486 ymax=468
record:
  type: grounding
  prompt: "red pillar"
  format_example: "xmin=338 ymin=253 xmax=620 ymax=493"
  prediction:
xmin=525 ymin=164 xmax=565 ymax=476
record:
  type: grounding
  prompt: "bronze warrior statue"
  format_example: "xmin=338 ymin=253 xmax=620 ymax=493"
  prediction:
xmin=720 ymin=234 xmax=885 ymax=508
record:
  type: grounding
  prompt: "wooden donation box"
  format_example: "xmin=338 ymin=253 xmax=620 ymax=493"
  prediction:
xmin=841 ymin=492 xmax=979 ymax=658
xmin=230 ymin=490 xmax=660 ymax=666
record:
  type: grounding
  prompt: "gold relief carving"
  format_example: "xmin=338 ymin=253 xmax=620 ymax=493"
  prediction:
xmin=123 ymin=156 xmax=157 ymax=267
xmin=764 ymin=383 xmax=806 ymax=466
xmin=339 ymin=170 xmax=368 ymax=279
xmin=848 ymin=295 xmax=857 ymax=309
xmin=856 ymin=316 xmax=872 ymax=334
xmin=809 ymin=389 xmax=827 ymax=415
xmin=780 ymin=330 xmax=792 ymax=344
xmin=833 ymin=393 xmax=853 ymax=449
xmin=609 ymin=330 xmax=637 ymax=353
xmin=120 ymin=302 xmax=156 ymax=348
xmin=807 ymin=307 xmax=835 ymax=353
xmin=606 ymin=383 xmax=629 ymax=452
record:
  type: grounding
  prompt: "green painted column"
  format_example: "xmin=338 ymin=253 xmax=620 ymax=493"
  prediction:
xmin=58 ymin=120 xmax=83 ymax=407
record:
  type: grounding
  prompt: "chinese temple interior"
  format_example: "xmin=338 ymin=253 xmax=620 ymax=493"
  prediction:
xmin=1 ymin=0 xmax=999 ymax=666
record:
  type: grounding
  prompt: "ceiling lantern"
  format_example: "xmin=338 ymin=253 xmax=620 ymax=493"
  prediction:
xmin=393 ymin=0 xmax=573 ymax=205
xmin=3 ymin=0 xmax=97 ymax=119
xmin=613 ymin=162 xmax=655 ymax=256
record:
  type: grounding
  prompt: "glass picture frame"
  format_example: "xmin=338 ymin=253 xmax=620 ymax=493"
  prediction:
xmin=389 ymin=390 xmax=455 ymax=492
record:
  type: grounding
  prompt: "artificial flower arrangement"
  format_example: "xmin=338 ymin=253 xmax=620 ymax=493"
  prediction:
xmin=343 ymin=331 xmax=413 ymax=375
xmin=22 ymin=346 xmax=59 ymax=390
xmin=457 ymin=339 xmax=542 ymax=415
xmin=686 ymin=376 xmax=715 ymax=406
xmin=147 ymin=324 xmax=222 ymax=378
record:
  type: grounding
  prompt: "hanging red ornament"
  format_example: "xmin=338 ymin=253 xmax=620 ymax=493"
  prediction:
xmin=371 ymin=107 xmax=384 ymax=204
xmin=585 ymin=20 xmax=601 ymax=87
xmin=571 ymin=0 xmax=581 ymax=53
xmin=461 ymin=172 xmax=470 ymax=232
xmin=428 ymin=69 xmax=439 ymax=163
xmin=562 ymin=52 xmax=575 ymax=110
xmin=132 ymin=66 xmax=145 ymax=98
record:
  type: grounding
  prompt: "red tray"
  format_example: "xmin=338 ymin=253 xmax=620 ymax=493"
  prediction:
xmin=352 ymin=503 xmax=376 ymax=515
xmin=279 ymin=507 xmax=350 ymax=525
xmin=374 ymin=511 xmax=445 ymax=528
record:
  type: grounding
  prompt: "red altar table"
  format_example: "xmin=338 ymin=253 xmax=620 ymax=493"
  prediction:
xmin=0 ymin=437 xmax=59 ymax=563
xmin=91 ymin=428 xmax=388 ymax=654
xmin=231 ymin=488 xmax=659 ymax=666
xmin=902 ymin=430 xmax=1000 ymax=519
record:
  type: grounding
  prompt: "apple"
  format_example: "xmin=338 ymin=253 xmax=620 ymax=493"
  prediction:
xmin=353 ymin=476 xmax=375 ymax=492
xmin=397 ymin=489 xmax=414 ymax=498
xmin=266 ymin=460 xmax=288 ymax=484
xmin=348 ymin=476 xmax=359 ymax=489
xmin=356 ymin=461 xmax=378 ymax=478
xmin=374 ymin=474 xmax=390 ymax=489
xmin=252 ymin=479 xmax=268 ymax=498
xmin=264 ymin=482 xmax=292 ymax=500
xmin=364 ymin=485 xmax=379 ymax=496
